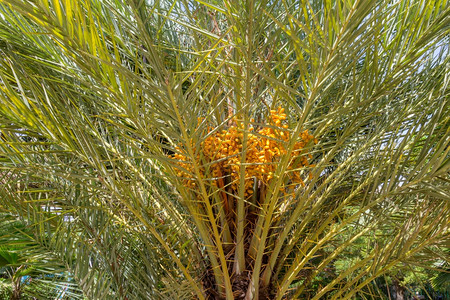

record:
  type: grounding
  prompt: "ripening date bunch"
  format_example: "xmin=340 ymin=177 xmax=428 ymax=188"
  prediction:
xmin=172 ymin=107 xmax=317 ymax=198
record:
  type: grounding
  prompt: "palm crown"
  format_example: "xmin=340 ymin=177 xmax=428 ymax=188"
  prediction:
xmin=0 ymin=0 xmax=448 ymax=299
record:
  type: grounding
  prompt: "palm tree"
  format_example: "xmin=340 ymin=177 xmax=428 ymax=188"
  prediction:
xmin=0 ymin=0 xmax=448 ymax=299
xmin=0 ymin=213 xmax=81 ymax=299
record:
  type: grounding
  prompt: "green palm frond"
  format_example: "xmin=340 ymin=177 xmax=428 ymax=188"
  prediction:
xmin=0 ymin=213 xmax=83 ymax=299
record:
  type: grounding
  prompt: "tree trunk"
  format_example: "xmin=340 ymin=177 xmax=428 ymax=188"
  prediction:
xmin=11 ymin=290 xmax=21 ymax=300
xmin=10 ymin=279 xmax=21 ymax=300
xmin=393 ymin=279 xmax=405 ymax=300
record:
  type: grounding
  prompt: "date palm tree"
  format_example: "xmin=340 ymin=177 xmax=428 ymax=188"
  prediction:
xmin=0 ymin=0 xmax=448 ymax=299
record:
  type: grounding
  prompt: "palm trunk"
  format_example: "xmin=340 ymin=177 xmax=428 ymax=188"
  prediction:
xmin=10 ymin=278 xmax=21 ymax=300
xmin=393 ymin=279 xmax=405 ymax=300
